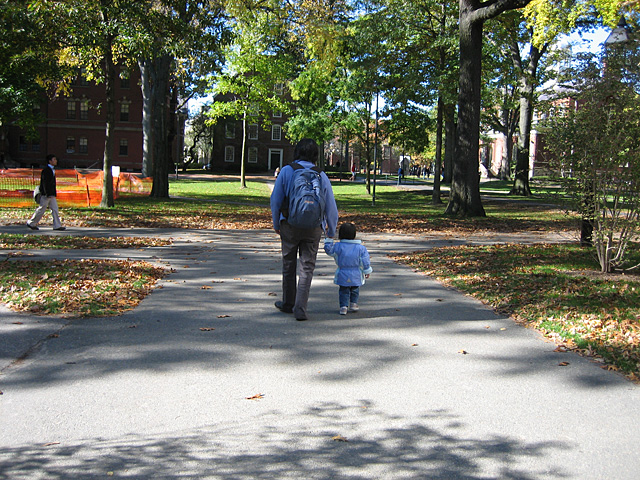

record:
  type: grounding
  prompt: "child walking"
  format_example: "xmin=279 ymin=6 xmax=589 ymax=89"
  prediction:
xmin=324 ymin=223 xmax=372 ymax=315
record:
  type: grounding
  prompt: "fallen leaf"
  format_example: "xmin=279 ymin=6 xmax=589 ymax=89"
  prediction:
xmin=217 ymin=314 xmax=231 ymax=318
xmin=558 ymin=362 xmax=570 ymax=367
xmin=199 ymin=327 xmax=215 ymax=331
xmin=458 ymin=350 xmax=468 ymax=355
xmin=411 ymin=343 xmax=418 ymax=347
xmin=246 ymin=393 xmax=264 ymax=400
xmin=43 ymin=442 xmax=60 ymax=447
xmin=332 ymin=435 xmax=349 ymax=442
xmin=268 ymin=292 xmax=277 ymax=296
xmin=201 ymin=285 xmax=213 ymax=290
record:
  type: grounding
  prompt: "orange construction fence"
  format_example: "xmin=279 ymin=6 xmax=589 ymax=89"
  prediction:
xmin=0 ymin=168 xmax=152 ymax=208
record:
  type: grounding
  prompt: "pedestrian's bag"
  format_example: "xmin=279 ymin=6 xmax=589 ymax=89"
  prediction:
xmin=33 ymin=185 xmax=42 ymax=204
xmin=284 ymin=162 xmax=325 ymax=229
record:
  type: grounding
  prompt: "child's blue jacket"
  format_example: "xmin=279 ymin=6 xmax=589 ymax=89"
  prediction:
xmin=324 ymin=239 xmax=372 ymax=287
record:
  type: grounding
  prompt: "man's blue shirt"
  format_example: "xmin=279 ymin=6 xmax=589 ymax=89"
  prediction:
xmin=270 ymin=160 xmax=338 ymax=238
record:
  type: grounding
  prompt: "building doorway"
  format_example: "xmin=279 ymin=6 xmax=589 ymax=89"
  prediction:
xmin=268 ymin=148 xmax=283 ymax=171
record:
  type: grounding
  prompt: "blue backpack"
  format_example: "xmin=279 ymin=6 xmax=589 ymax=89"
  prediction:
xmin=285 ymin=162 xmax=326 ymax=229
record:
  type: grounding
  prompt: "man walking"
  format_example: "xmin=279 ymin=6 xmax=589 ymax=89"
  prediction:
xmin=27 ymin=154 xmax=66 ymax=231
xmin=270 ymin=138 xmax=338 ymax=321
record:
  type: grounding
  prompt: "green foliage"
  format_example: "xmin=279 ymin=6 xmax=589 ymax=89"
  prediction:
xmin=540 ymin=44 xmax=640 ymax=272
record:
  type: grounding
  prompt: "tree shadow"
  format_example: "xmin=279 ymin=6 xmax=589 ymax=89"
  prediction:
xmin=0 ymin=403 xmax=570 ymax=479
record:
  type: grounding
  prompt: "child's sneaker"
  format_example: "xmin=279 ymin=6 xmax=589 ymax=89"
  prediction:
xmin=349 ymin=303 xmax=359 ymax=312
xmin=339 ymin=306 xmax=348 ymax=315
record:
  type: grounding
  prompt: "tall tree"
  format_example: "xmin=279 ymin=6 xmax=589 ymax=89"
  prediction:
xmin=445 ymin=0 xmax=531 ymax=217
xmin=137 ymin=0 xmax=230 ymax=197
xmin=0 ymin=1 xmax=66 ymax=162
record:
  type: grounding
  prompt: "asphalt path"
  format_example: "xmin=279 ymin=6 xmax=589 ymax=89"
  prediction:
xmin=0 ymin=225 xmax=638 ymax=479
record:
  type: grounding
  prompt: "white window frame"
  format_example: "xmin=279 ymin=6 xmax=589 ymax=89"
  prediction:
xmin=225 ymin=122 xmax=236 ymax=139
xmin=224 ymin=145 xmax=235 ymax=163
xmin=272 ymin=110 xmax=282 ymax=118
xmin=248 ymin=123 xmax=259 ymax=140
xmin=271 ymin=124 xmax=282 ymax=141
xmin=248 ymin=147 xmax=258 ymax=164
xmin=268 ymin=148 xmax=283 ymax=170
xmin=274 ymin=82 xmax=284 ymax=95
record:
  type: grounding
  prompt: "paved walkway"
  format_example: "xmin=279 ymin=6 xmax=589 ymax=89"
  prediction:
xmin=0 ymin=225 xmax=638 ymax=479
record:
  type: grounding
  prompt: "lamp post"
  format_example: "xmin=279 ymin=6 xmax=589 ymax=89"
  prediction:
xmin=372 ymin=90 xmax=379 ymax=206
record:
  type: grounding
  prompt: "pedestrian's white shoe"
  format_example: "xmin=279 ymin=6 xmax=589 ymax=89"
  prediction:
xmin=349 ymin=303 xmax=359 ymax=312
xmin=339 ymin=306 xmax=348 ymax=315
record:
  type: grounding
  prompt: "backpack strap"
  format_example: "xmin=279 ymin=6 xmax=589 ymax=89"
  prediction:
xmin=290 ymin=161 xmax=322 ymax=174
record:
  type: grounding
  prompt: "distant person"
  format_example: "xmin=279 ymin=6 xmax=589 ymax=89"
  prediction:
xmin=270 ymin=138 xmax=339 ymax=321
xmin=274 ymin=166 xmax=280 ymax=177
xmin=397 ymin=166 xmax=404 ymax=185
xmin=27 ymin=154 xmax=65 ymax=231
xmin=324 ymin=222 xmax=372 ymax=315
xmin=351 ymin=163 xmax=357 ymax=181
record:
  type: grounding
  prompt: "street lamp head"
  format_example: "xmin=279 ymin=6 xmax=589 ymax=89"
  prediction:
xmin=605 ymin=16 xmax=630 ymax=45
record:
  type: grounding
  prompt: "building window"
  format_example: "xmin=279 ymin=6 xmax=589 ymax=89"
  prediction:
xmin=225 ymin=122 xmax=235 ymax=139
xmin=79 ymin=68 xmax=90 ymax=86
xmin=274 ymin=82 xmax=284 ymax=95
xmin=19 ymin=136 xmax=27 ymax=152
xmin=271 ymin=124 xmax=282 ymax=141
xmin=119 ymin=139 xmax=128 ymax=156
xmin=80 ymin=101 xmax=89 ymax=120
xmin=248 ymin=147 xmax=258 ymax=164
xmin=224 ymin=145 xmax=235 ymax=163
xmin=273 ymin=111 xmax=282 ymax=118
xmin=120 ymin=74 xmax=130 ymax=89
xmin=79 ymin=137 xmax=88 ymax=154
xmin=66 ymin=137 xmax=75 ymax=154
xmin=67 ymin=101 xmax=76 ymax=119
xmin=32 ymin=139 xmax=40 ymax=152
xmin=248 ymin=123 xmax=258 ymax=140
xmin=120 ymin=103 xmax=129 ymax=122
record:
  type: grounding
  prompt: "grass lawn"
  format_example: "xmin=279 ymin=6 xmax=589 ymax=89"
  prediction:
xmin=2 ymin=174 xmax=639 ymax=379
xmin=394 ymin=243 xmax=640 ymax=381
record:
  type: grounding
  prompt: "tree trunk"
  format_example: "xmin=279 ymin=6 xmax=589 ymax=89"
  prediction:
xmin=511 ymin=69 xmax=536 ymax=195
xmin=443 ymin=103 xmax=455 ymax=184
xmin=150 ymin=54 xmax=171 ymax=198
xmin=511 ymin=95 xmax=533 ymax=195
xmin=241 ymin=109 xmax=247 ymax=188
xmin=139 ymin=58 xmax=153 ymax=179
xmin=100 ymin=38 xmax=115 ymax=208
xmin=433 ymin=95 xmax=444 ymax=204
xmin=446 ymin=0 xmax=531 ymax=215
xmin=445 ymin=5 xmax=485 ymax=216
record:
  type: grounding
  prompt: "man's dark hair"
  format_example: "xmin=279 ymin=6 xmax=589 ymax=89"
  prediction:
xmin=338 ymin=223 xmax=356 ymax=240
xmin=46 ymin=154 xmax=57 ymax=164
xmin=294 ymin=138 xmax=318 ymax=164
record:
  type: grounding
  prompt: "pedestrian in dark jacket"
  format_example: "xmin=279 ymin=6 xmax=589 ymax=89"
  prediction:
xmin=27 ymin=154 xmax=65 ymax=231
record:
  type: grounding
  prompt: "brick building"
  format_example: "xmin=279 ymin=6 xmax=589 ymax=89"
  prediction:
xmin=6 ymin=68 xmax=144 ymax=171
xmin=205 ymin=88 xmax=295 ymax=173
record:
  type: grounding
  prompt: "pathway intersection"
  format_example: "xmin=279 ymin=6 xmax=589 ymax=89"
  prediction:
xmin=0 ymin=225 xmax=638 ymax=479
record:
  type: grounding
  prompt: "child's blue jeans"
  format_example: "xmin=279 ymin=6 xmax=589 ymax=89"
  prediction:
xmin=339 ymin=286 xmax=359 ymax=308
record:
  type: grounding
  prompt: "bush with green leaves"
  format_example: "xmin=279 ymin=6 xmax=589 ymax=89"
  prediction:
xmin=540 ymin=47 xmax=640 ymax=273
